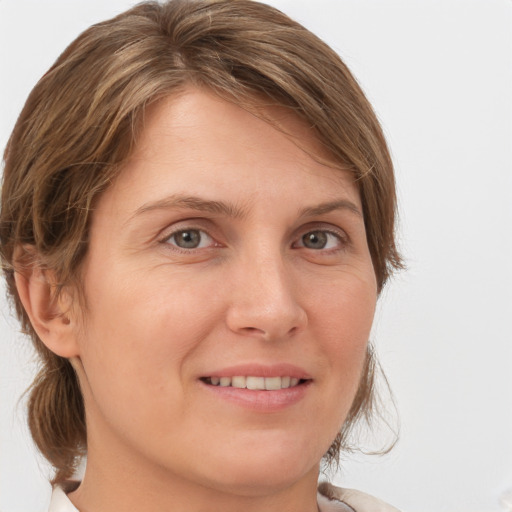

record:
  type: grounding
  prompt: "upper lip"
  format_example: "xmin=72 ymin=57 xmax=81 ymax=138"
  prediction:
xmin=201 ymin=363 xmax=312 ymax=380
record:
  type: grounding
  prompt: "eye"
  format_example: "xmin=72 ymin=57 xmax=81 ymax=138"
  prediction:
xmin=163 ymin=229 xmax=214 ymax=250
xmin=296 ymin=229 xmax=345 ymax=250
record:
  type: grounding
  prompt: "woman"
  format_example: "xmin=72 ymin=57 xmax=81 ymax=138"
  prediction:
xmin=0 ymin=1 xmax=402 ymax=511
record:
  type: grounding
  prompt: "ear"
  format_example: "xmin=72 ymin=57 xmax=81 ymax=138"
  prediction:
xmin=14 ymin=264 xmax=80 ymax=358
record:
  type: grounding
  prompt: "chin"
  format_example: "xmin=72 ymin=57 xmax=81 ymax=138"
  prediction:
xmin=210 ymin=465 xmax=316 ymax=497
xmin=197 ymin=438 xmax=321 ymax=496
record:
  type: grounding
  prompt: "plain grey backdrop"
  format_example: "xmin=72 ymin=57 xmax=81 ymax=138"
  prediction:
xmin=1 ymin=1 xmax=511 ymax=511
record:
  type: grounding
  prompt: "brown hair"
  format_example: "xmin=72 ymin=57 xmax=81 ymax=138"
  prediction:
xmin=0 ymin=0 xmax=402 ymax=484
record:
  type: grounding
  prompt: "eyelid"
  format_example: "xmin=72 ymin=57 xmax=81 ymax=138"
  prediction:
xmin=164 ymin=228 xmax=213 ymax=247
xmin=158 ymin=221 xmax=220 ymax=251
xmin=293 ymin=224 xmax=349 ymax=250
xmin=156 ymin=219 xmax=349 ymax=253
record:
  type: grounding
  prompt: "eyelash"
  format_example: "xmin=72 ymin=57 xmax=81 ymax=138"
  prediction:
xmin=160 ymin=227 xmax=218 ymax=253
xmin=160 ymin=225 xmax=348 ymax=254
xmin=293 ymin=229 xmax=348 ymax=252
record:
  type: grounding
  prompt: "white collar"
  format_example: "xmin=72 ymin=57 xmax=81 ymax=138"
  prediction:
xmin=48 ymin=486 xmax=79 ymax=512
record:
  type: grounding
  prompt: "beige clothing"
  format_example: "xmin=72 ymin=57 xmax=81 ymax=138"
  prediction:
xmin=318 ymin=482 xmax=401 ymax=511
xmin=48 ymin=482 xmax=400 ymax=511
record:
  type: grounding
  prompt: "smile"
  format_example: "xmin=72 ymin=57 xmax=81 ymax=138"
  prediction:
xmin=202 ymin=376 xmax=307 ymax=390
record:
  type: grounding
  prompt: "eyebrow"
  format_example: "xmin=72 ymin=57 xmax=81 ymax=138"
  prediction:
xmin=130 ymin=195 xmax=363 ymax=221
xmin=298 ymin=199 xmax=363 ymax=219
xmin=131 ymin=195 xmax=248 ymax=220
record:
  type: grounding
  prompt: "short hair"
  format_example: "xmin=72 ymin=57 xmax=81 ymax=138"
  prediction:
xmin=0 ymin=0 xmax=402 ymax=484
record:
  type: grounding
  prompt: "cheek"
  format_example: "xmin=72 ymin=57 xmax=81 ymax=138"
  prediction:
xmin=309 ymin=266 xmax=377 ymax=349
xmin=83 ymin=260 xmax=211 ymax=343
xmin=77 ymin=258 xmax=231 ymax=387
xmin=75 ymin=267 xmax=214 ymax=411
xmin=306 ymin=270 xmax=377 ymax=410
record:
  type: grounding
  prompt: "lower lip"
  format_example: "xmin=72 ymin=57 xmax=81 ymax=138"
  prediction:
xmin=200 ymin=381 xmax=311 ymax=412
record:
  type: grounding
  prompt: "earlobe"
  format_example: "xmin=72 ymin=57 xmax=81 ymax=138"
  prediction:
xmin=14 ymin=265 xmax=79 ymax=358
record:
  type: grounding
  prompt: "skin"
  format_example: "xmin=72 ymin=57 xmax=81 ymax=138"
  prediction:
xmin=19 ymin=88 xmax=378 ymax=512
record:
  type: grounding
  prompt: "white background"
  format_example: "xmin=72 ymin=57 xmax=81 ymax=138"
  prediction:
xmin=1 ymin=1 xmax=511 ymax=511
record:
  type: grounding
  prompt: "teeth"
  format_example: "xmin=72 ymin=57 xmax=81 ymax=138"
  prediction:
xmin=231 ymin=376 xmax=246 ymax=389
xmin=206 ymin=376 xmax=303 ymax=390
xmin=246 ymin=376 xmax=265 ymax=390
xmin=219 ymin=377 xmax=231 ymax=387
xmin=265 ymin=377 xmax=282 ymax=390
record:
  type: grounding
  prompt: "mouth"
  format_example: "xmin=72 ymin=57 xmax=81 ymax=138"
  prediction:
xmin=199 ymin=366 xmax=312 ymax=410
xmin=200 ymin=376 xmax=310 ymax=390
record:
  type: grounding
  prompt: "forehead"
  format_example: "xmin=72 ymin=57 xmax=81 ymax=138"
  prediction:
xmin=136 ymin=88 xmax=343 ymax=164
xmin=98 ymin=87 xmax=360 ymax=218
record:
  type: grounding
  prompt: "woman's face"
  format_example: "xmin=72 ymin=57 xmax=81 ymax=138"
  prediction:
xmin=71 ymin=88 xmax=377 ymax=495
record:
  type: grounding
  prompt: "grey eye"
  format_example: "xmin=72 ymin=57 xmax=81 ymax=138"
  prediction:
xmin=299 ymin=230 xmax=343 ymax=250
xmin=302 ymin=231 xmax=328 ymax=249
xmin=169 ymin=229 xmax=204 ymax=249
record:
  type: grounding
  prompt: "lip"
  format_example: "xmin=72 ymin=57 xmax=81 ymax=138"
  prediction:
xmin=203 ymin=363 xmax=312 ymax=380
xmin=199 ymin=363 xmax=312 ymax=412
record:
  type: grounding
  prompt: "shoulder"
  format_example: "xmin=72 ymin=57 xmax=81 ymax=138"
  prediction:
xmin=318 ymin=482 xmax=402 ymax=512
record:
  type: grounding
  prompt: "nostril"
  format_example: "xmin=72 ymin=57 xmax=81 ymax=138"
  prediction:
xmin=241 ymin=326 xmax=266 ymax=336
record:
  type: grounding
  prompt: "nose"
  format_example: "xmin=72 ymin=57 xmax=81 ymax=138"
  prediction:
xmin=225 ymin=251 xmax=308 ymax=341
